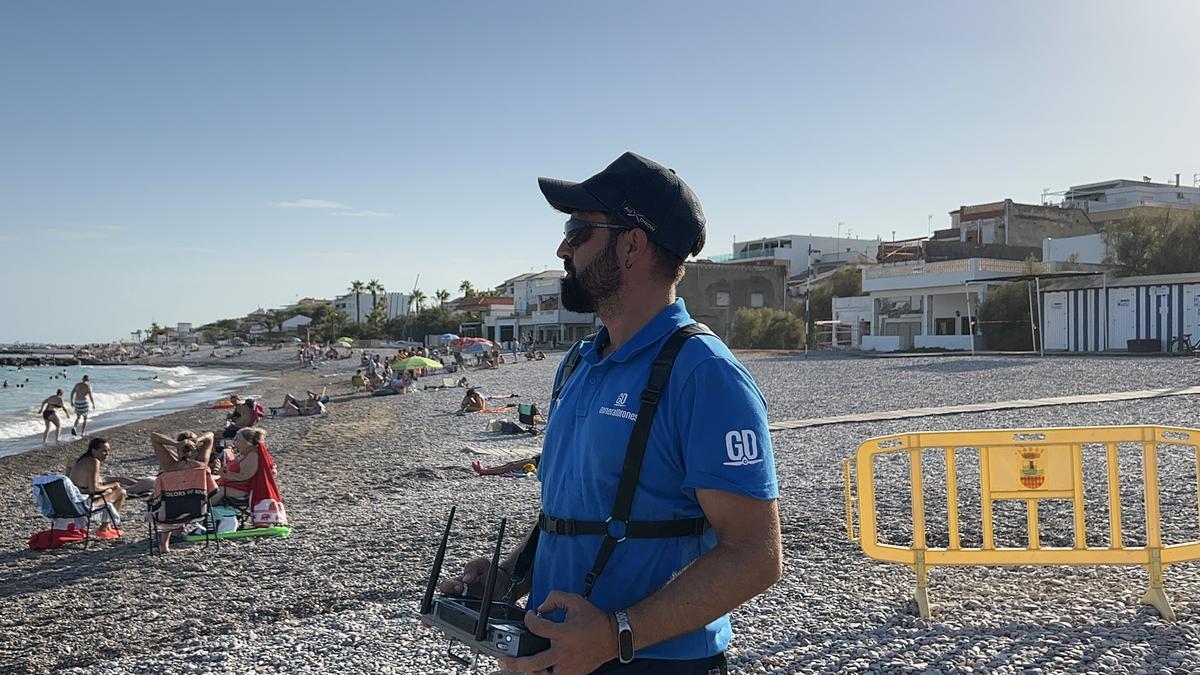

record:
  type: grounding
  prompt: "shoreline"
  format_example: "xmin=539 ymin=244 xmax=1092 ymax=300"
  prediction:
xmin=0 ymin=365 xmax=261 ymax=459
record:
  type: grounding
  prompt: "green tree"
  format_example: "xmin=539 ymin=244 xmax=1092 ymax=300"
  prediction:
xmin=410 ymin=289 xmax=427 ymax=312
xmin=791 ymin=266 xmax=863 ymax=323
xmin=459 ymin=280 xmax=476 ymax=298
xmin=1105 ymin=213 xmax=1200 ymax=276
xmin=348 ymin=280 xmax=366 ymax=322
xmin=314 ymin=309 xmax=349 ymax=343
xmin=435 ymin=289 xmax=451 ymax=308
xmin=978 ymin=282 xmax=1038 ymax=351
xmin=730 ymin=308 xmax=805 ymax=349
xmin=367 ymin=279 xmax=385 ymax=317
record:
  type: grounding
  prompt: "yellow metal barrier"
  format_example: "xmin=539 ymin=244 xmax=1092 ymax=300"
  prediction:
xmin=843 ymin=425 xmax=1200 ymax=619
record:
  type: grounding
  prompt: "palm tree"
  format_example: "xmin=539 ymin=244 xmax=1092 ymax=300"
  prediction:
xmin=410 ymin=289 xmax=426 ymax=312
xmin=435 ymin=289 xmax=450 ymax=308
xmin=459 ymin=280 xmax=476 ymax=298
xmin=367 ymin=279 xmax=385 ymax=319
xmin=349 ymin=280 xmax=365 ymax=323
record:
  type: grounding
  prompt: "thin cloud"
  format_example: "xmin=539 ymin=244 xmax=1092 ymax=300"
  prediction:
xmin=330 ymin=209 xmax=394 ymax=218
xmin=270 ymin=199 xmax=391 ymax=217
xmin=270 ymin=199 xmax=347 ymax=209
xmin=41 ymin=225 xmax=125 ymax=241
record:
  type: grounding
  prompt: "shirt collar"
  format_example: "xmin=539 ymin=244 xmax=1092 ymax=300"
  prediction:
xmin=581 ymin=299 xmax=693 ymax=365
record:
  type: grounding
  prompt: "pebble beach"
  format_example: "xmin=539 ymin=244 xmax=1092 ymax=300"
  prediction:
xmin=2 ymin=348 xmax=1200 ymax=674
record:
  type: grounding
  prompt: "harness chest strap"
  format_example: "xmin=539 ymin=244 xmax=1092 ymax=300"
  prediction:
xmin=507 ymin=323 xmax=714 ymax=602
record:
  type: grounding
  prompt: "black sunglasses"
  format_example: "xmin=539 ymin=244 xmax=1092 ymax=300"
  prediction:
xmin=563 ymin=217 xmax=633 ymax=248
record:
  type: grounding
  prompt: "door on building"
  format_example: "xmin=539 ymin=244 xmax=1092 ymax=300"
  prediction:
xmin=1107 ymin=287 xmax=1136 ymax=351
xmin=1043 ymin=292 xmax=1069 ymax=350
xmin=1185 ymin=285 xmax=1200 ymax=342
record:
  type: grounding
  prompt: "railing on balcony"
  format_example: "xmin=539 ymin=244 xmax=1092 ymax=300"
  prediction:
xmin=864 ymin=258 xmax=1027 ymax=280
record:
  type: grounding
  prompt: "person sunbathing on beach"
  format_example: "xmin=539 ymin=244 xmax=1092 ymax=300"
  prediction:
xmin=458 ymin=388 xmax=486 ymax=413
xmin=471 ymin=454 xmax=541 ymax=476
xmin=38 ymin=389 xmax=68 ymax=445
xmin=66 ymin=437 xmax=128 ymax=538
xmin=351 ymin=370 xmax=367 ymax=392
xmin=275 ymin=391 xmax=325 ymax=416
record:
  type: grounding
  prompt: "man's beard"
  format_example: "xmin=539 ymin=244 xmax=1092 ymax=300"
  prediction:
xmin=561 ymin=234 xmax=622 ymax=313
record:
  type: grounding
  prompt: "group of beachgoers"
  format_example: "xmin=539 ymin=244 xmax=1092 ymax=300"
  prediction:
xmin=59 ymin=425 xmax=281 ymax=552
xmin=37 ymin=375 xmax=96 ymax=445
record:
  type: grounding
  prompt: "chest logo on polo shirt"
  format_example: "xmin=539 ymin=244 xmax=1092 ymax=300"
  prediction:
xmin=724 ymin=430 xmax=763 ymax=466
xmin=614 ymin=392 xmax=628 ymax=407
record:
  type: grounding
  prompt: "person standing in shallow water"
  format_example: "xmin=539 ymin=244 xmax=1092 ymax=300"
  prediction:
xmin=38 ymin=389 xmax=68 ymax=445
xmin=69 ymin=374 xmax=95 ymax=436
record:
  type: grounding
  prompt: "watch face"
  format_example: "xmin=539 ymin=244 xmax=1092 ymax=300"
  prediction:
xmin=618 ymin=629 xmax=634 ymax=662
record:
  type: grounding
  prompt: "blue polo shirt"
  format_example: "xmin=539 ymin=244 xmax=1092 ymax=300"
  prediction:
xmin=532 ymin=299 xmax=778 ymax=660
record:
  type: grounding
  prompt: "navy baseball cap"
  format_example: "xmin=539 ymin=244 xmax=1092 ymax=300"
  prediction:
xmin=538 ymin=151 xmax=706 ymax=259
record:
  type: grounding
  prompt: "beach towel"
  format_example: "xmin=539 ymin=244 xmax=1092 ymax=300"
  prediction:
xmin=28 ymin=523 xmax=89 ymax=550
xmin=247 ymin=442 xmax=287 ymax=527
xmin=31 ymin=474 xmax=120 ymax=528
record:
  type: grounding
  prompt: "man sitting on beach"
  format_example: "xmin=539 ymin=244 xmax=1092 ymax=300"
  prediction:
xmin=69 ymin=374 xmax=96 ymax=436
xmin=67 ymin=437 xmax=128 ymax=539
xmin=351 ymin=370 xmax=367 ymax=392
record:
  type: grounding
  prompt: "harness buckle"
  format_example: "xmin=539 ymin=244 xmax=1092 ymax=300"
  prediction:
xmin=604 ymin=516 xmax=628 ymax=543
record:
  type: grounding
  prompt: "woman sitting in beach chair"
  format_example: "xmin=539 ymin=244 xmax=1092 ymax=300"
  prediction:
xmin=212 ymin=428 xmax=287 ymax=527
xmin=151 ymin=431 xmax=215 ymax=472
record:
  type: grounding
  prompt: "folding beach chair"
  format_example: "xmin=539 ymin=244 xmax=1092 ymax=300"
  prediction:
xmin=31 ymin=475 xmax=120 ymax=550
xmin=146 ymin=467 xmax=219 ymax=555
xmin=518 ymin=403 xmax=543 ymax=426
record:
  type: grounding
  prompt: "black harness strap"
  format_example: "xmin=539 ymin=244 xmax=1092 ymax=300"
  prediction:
xmin=508 ymin=324 xmax=714 ymax=602
xmin=579 ymin=323 xmax=712 ymax=599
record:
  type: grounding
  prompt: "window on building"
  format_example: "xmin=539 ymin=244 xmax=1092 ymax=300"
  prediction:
xmin=935 ymin=318 xmax=955 ymax=336
xmin=716 ymin=292 xmax=730 ymax=307
xmin=750 ymin=292 xmax=764 ymax=308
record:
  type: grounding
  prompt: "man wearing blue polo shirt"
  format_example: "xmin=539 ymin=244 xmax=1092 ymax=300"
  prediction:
xmin=444 ymin=152 xmax=781 ymax=675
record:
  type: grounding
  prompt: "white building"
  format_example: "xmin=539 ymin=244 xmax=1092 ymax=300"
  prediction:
xmin=281 ymin=314 xmax=312 ymax=334
xmin=1043 ymin=233 xmax=1107 ymax=265
xmin=858 ymin=258 xmax=1030 ymax=352
xmin=1038 ymin=272 xmax=1200 ymax=352
xmin=1062 ymin=178 xmax=1200 ymax=213
xmin=485 ymin=271 xmax=598 ymax=345
xmin=710 ymin=234 xmax=880 ymax=277
xmin=334 ymin=292 xmax=411 ymax=324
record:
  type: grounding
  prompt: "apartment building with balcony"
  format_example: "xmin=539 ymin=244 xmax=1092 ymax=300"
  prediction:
xmin=333 ymin=292 xmax=410 ymax=324
xmin=853 ymin=258 xmax=1031 ymax=352
xmin=709 ymin=233 xmax=879 ymax=277
xmin=481 ymin=271 xmax=597 ymax=346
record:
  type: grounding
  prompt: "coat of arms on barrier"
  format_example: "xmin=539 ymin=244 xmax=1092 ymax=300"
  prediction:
xmin=1019 ymin=447 xmax=1045 ymax=489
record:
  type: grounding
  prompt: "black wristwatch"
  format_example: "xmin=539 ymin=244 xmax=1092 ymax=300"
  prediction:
xmin=614 ymin=610 xmax=634 ymax=664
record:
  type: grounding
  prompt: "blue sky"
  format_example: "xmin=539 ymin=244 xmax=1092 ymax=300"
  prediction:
xmin=2 ymin=1 xmax=1197 ymax=343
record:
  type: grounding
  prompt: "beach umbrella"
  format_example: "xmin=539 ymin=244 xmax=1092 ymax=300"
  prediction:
xmin=336 ymin=337 xmax=354 ymax=345
xmin=439 ymin=333 xmax=459 ymax=341
xmin=462 ymin=342 xmax=494 ymax=354
xmin=391 ymin=356 xmax=443 ymax=371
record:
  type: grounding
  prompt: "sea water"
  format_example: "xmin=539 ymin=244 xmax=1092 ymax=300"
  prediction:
xmin=0 ymin=364 xmax=255 ymax=456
